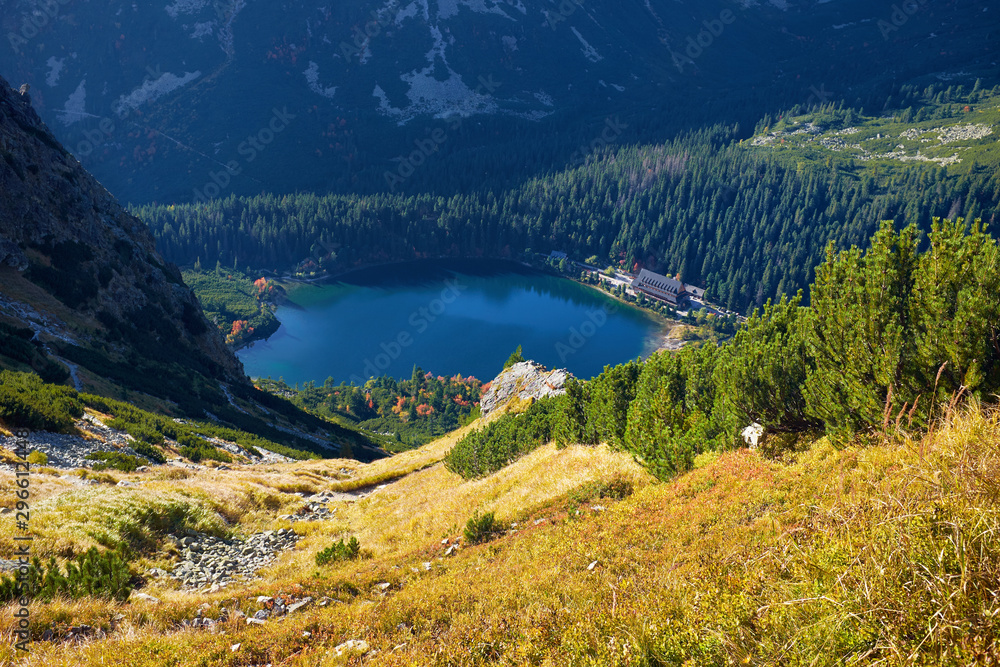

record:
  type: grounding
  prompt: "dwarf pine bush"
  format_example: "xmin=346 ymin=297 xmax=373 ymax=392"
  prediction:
xmin=86 ymin=451 xmax=146 ymax=472
xmin=464 ymin=511 xmax=503 ymax=545
xmin=315 ymin=537 xmax=361 ymax=566
xmin=0 ymin=546 xmax=133 ymax=603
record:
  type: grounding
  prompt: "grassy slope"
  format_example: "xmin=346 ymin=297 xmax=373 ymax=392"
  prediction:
xmin=1 ymin=408 xmax=998 ymax=665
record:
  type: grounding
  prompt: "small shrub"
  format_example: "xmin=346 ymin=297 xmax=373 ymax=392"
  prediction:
xmin=107 ymin=418 xmax=163 ymax=445
xmin=464 ymin=511 xmax=503 ymax=545
xmin=85 ymin=451 xmax=145 ymax=472
xmin=315 ymin=537 xmax=361 ymax=566
xmin=177 ymin=435 xmax=233 ymax=463
xmin=0 ymin=546 xmax=133 ymax=603
xmin=26 ymin=450 xmax=48 ymax=465
xmin=446 ymin=397 xmax=564 ymax=479
xmin=503 ymin=345 xmax=524 ymax=370
xmin=757 ymin=430 xmax=817 ymax=461
xmin=567 ymin=475 xmax=635 ymax=515
xmin=77 ymin=469 xmax=119 ymax=484
xmin=0 ymin=370 xmax=82 ymax=432
xmin=132 ymin=440 xmax=166 ymax=464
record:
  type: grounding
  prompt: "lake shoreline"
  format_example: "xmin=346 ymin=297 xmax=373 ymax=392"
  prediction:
xmin=238 ymin=258 xmax=684 ymax=361
xmin=237 ymin=260 xmax=664 ymax=385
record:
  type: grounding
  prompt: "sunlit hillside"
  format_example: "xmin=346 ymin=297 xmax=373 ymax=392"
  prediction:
xmin=3 ymin=404 xmax=998 ymax=665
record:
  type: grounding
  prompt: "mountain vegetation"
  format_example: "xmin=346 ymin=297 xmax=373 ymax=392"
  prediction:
xmin=3 ymin=0 xmax=994 ymax=204
xmin=0 ymin=72 xmax=388 ymax=461
xmin=181 ymin=269 xmax=282 ymax=348
xmin=258 ymin=368 xmax=482 ymax=451
xmin=0 ymin=3 xmax=998 ymax=661
xmin=3 ymin=399 xmax=998 ymax=664
xmin=449 ymin=217 xmax=1000 ymax=480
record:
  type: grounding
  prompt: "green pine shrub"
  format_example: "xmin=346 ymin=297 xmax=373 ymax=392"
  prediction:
xmin=26 ymin=450 xmax=48 ymax=465
xmin=315 ymin=537 xmax=361 ymax=566
xmin=177 ymin=434 xmax=233 ymax=463
xmin=0 ymin=546 xmax=133 ymax=603
xmin=445 ymin=396 xmax=564 ymax=479
xmin=464 ymin=511 xmax=503 ymax=545
xmin=553 ymin=218 xmax=1000 ymax=481
xmin=503 ymin=345 xmax=524 ymax=370
xmin=179 ymin=443 xmax=233 ymax=463
xmin=0 ymin=370 xmax=82 ymax=433
xmin=85 ymin=451 xmax=146 ymax=472
xmin=131 ymin=440 xmax=166 ymax=464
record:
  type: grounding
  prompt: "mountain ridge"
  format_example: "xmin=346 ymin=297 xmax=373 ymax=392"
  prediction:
xmin=2 ymin=0 xmax=995 ymax=203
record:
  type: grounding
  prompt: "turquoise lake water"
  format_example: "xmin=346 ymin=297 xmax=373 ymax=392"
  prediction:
xmin=237 ymin=260 xmax=663 ymax=385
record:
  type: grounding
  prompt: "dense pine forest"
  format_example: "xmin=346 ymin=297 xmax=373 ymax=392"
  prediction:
xmin=137 ymin=85 xmax=1000 ymax=314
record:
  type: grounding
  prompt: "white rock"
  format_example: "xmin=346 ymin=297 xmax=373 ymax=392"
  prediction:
xmin=327 ymin=640 xmax=370 ymax=664
xmin=742 ymin=423 xmax=764 ymax=449
xmin=231 ymin=643 xmax=241 ymax=652
xmin=587 ymin=560 xmax=598 ymax=571
xmin=132 ymin=592 xmax=160 ymax=603
xmin=246 ymin=617 xmax=266 ymax=626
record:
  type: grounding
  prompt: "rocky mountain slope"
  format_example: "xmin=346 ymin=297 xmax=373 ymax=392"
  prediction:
xmin=0 ymin=0 xmax=994 ymax=202
xmin=0 ymin=73 xmax=242 ymax=385
xmin=1 ymin=399 xmax=997 ymax=664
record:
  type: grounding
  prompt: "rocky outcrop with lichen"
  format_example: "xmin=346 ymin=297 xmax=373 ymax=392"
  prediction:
xmin=479 ymin=361 xmax=574 ymax=417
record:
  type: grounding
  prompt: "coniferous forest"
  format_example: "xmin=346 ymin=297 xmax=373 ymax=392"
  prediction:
xmin=137 ymin=86 xmax=1000 ymax=314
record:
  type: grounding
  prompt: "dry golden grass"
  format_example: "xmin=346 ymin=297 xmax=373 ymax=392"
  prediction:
xmin=2 ymin=407 xmax=999 ymax=665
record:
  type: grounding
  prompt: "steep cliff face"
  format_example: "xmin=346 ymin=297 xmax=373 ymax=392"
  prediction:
xmin=0 ymin=73 xmax=244 ymax=396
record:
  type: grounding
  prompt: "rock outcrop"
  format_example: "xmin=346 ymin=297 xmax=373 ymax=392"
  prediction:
xmin=480 ymin=361 xmax=574 ymax=417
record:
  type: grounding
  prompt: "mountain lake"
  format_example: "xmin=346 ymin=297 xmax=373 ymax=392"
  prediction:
xmin=237 ymin=259 xmax=665 ymax=385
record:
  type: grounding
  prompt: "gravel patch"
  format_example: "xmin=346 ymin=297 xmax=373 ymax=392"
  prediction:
xmin=161 ymin=529 xmax=301 ymax=590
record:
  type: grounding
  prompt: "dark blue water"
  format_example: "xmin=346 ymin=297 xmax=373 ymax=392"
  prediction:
xmin=237 ymin=260 xmax=662 ymax=385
